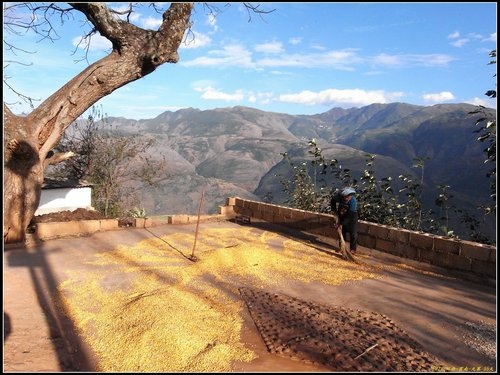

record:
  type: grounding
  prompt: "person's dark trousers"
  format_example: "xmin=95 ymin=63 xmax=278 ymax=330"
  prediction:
xmin=341 ymin=212 xmax=358 ymax=252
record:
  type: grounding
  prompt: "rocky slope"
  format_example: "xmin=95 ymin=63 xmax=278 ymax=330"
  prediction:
xmin=75 ymin=102 xmax=495 ymax=241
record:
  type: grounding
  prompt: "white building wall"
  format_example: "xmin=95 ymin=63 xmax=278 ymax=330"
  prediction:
xmin=35 ymin=187 xmax=93 ymax=215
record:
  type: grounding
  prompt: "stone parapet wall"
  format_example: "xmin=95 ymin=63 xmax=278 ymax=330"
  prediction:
xmin=35 ymin=219 xmax=119 ymax=240
xmin=223 ymin=197 xmax=496 ymax=280
xmin=167 ymin=214 xmax=228 ymax=224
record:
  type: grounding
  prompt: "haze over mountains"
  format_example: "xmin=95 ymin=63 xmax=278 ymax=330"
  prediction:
xmin=99 ymin=102 xmax=495 ymax=240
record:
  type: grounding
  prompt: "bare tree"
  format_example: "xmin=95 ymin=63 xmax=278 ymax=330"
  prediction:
xmin=48 ymin=106 xmax=167 ymax=218
xmin=3 ymin=2 xmax=275 ymax=243
xmin=3 ymin=3 xmax=194 ymax=242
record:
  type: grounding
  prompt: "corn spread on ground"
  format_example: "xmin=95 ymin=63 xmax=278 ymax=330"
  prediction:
xmin=57 ymin=226 xmax=390 ymax=372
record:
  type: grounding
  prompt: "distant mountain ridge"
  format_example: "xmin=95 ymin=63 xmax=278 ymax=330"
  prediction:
xmin=97 ymin=102 xmax=495 ymax=241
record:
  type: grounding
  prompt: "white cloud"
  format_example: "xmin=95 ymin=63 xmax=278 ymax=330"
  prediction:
xmin=142 ymin=16 xmax=162 ymax=30
xmin=467 ymin=32 xmax=483 ymax=40
xmin=183 ymin=44 xmax=455 ymax=71
xmin=289 ymin=37 xmax=302 ymax=45
xmin=450 ymin=38 xmax=469 ymax=47
xmin=466 ymin=97 xmax=497 ymax=109
xmin=257 ymin=49 xmax=361 ymax=70
xmin=192 ymin=85 xmax=274 ymax=105
xmin=311 ymin=44 xmax=327 ymax=51
xmin=279 ymin=88 xmax=404 ymax=107
xmin=247 ymin=91 xmax=274 ymax=105
xmin=254 ymin=41 xmax=284 ymax=54
xmin=72 ymin=34 xmax=112 ymax=51
xmin=372 ymin=53 xmax=402 ymax=67
xmin=182 ymin=44 xmax=254 ymax=67
xmin=182 ymin=45 xmax=362 ymax=70
xmin=448 ymin=30 xmax=495 ymax=45
xmin=372 ymin=53 xmax=455 ymax=67
xmin=483 ymin=32 xmax=496 ymax=43
xmin=206 ymin=14 xmax=218 ymax=31
xmin=422 ymin=91 xmax=455 ymax=103
xmin=109 ymin=4 xmax=142 ymax=23
xmin=195 ymin=86 xmax=244 ymax=101
xmin=181 ymin=31 xmax=212 ymax=49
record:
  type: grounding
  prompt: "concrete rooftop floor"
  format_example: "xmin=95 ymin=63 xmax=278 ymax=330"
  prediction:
xmin=3 ymin=219 xmax=497 ymax=372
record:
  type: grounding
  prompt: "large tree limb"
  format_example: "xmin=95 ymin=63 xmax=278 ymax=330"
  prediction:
xmin=3 ymin=2 xmax=194 ymax=243
xmin=23 ymin=3 xmax=193 ymax=159
xmin=44 ymin=151 xmax=76 ymax=167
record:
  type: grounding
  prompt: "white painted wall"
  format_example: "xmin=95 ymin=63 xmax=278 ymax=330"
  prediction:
xmin=35 ymin=187 xmax=93 ymax=215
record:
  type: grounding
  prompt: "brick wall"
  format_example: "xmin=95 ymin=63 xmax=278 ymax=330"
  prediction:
xmin=222 ymin=197 xmax=496 ymax=280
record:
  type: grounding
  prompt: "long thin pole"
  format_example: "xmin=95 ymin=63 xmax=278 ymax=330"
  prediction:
xmin=191 ymin=189 xmax=205 ymax=258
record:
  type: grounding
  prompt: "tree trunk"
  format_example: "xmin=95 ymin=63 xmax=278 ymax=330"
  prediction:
xmin=3 ymin=3 xmax=193 ymax=243
xmin=3 ymin=114 xmax=44 ymax=243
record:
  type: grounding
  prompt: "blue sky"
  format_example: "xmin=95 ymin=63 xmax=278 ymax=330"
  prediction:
xmin=3 ymin=2 xmax=497 ymax=120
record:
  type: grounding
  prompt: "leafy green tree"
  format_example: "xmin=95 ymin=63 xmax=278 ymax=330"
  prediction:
xmin=434 ymin=184 xmax=458 ymax=238
xmin=470 ymin=50 xmax=496 ymax=215
xmin=277 ymin=152 xmax=317 ymax=211
xmin=378 ymin=176 xmax=402 ymax=226
xmin=358 ymin=154 xmax=388 ymax=224
xmin=458 ymin=210 xmax=492 ymax=244
xmin=307 ymin=139 xmax=328 ymax=208
xmin=277 ymin=135 xmax=494 ymax=244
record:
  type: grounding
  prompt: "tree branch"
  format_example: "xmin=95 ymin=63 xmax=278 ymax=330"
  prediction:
xmin=44 ymin=151 xmax=76 ymax=167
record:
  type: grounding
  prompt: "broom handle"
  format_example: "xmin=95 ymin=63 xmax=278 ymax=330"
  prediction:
xmin=191 ymin=189 xmax=205 ymax=257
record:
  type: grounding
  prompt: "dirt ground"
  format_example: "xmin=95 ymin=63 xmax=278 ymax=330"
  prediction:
xmin=30 ymin=208 xmax=106 ymax=224
xmin=30 ymin=208 xmax=137 ymax=228
xmin=4 ymin=220 xmax=497 ymax=372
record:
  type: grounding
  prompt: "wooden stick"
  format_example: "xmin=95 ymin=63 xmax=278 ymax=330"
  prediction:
xmin=190 ymin=189 xmax=205 ymax=259
xmin=354 ymin=343 xmax=378 ymax=359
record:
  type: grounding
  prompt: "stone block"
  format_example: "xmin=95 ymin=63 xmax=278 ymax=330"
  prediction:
xmin=471 ymin=259 xmax=496 ymax=278
xmin=266 ymin=204 xmax=281 ymax=217
xmin=218 ymin=205 xmax=235 ymax=216
xmin=247 ymin=201 xmax=260 ymax=212
xmin=99 ymin=219 xmax=119 ymax=231
xmin=460 ymin=241 xmax=493 ymax=261
xmin=375 ymin=238 xmax=396 ymax=253
xmin=168 ymin=215 xmax=189 ymax=224
xmin=369 ymin=223 xmax=390 ymax=239
xmin=261 ymin=211 xmax=275 ymax=223
xmin=418 ymin=248 xmax=436 ymax=264
xmin=433 ymin=252 xmax=472 ymax=272
xmin=409 ymin=232 xmax=434 ymax=250
xmin=357 ymin=221 xmax=370 ymax=235
xmin=36 ymin=220 xmax=100 ymax=239
xmin=234 ymin=197 xmax=245 ymax=208
xmin=357 ymin=233 xmax=375 ymax=249
xmin=433 ymin=236 xmax=461 ymax=254
xmin=400 ymin=244 xmax=419 ymax=260
xmin=277 ymin=205 xmax=292 ymax=218
xmin=388 ymin=228 xmax=410 ymax=244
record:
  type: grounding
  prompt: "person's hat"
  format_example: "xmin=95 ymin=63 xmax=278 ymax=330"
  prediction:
xmin=341 ymin=187 xmax=356 ymax=196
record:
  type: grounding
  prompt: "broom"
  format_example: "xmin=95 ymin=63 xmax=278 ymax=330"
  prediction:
xmin=337 ymin=224 xmax=356 ymax=262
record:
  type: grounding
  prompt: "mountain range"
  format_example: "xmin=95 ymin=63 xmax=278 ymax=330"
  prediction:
xmin=97 ymin=102 xmax=495 ymax=241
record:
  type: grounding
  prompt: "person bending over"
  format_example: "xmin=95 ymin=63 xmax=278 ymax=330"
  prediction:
xmin=331 ymin=187 xmax=358 ymax=253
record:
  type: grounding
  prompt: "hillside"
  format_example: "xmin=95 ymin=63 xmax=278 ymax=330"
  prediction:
xmin=88 ymin=102 xmax=495 ymax=241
